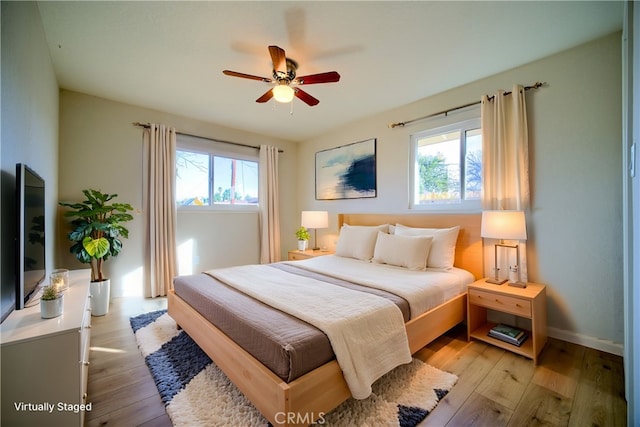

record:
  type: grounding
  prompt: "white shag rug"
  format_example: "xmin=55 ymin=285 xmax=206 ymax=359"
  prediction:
xmin=130 ymin=310 xmax=457 ymax=427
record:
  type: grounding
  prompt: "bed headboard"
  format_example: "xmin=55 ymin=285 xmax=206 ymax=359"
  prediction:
xmin=338 ymin=213 xmax=483 ymax=280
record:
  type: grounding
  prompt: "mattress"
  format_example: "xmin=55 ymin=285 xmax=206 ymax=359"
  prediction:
xmin=173 ymin=259 xmax=472 ymax=383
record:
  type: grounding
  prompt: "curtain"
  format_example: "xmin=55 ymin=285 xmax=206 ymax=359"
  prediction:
xmin=259 ymin=145 xmax=281 ymax=263
xmin=481 ymin=84 xmax=530 ymax=281
xmin=142 ymin=124 xmax=178 ymax=297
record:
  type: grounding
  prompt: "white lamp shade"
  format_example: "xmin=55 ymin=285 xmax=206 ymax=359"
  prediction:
xmin=272 ymin=84 xmax=295 ymax=103
xmin=301 ymin=211 xmax=328 ymax=229
xmin=481 ymin=210 xmax=527 ymax=240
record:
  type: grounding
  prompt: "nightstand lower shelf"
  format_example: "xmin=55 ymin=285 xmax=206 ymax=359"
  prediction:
xmin=469 ymin=322 xmax=535 ymax=360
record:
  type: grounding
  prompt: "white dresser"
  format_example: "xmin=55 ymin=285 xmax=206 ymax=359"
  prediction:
xmin=1 ymin=269 xmax=92 ymax=427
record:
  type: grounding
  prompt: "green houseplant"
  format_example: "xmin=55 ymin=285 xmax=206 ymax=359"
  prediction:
xmin=41 ymin=285 xmax=60 ymax=301
xmin=295 ymin=226 xmax=310 ymax=251
xmin=40 ymin=285 xmax=63 ymax=319
xmin=59 ymin=189 xmax=133 ymax=316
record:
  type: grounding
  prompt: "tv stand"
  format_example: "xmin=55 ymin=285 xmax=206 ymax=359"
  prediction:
xmin=1 ymin=269 xmax=91 ymax=426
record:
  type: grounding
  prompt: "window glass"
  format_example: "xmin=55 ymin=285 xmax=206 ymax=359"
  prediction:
xmin=176 ymin=137 xmax=259 ymax=210
xmin=176 ymin=150 xmax=210 ymax=206
xmin=464 ymin=128 xmax=482 ymax=200
xmin=212 ymin=156 xmax=259 ymax=205
xmin=415 ymin=130 xmax=461 ymax=203
xmin=410 ymin=118 xmax=481 ymax=210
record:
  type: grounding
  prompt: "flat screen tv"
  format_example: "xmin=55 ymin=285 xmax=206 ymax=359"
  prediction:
xmin=15 ymin=163 xmax=46 ymax=311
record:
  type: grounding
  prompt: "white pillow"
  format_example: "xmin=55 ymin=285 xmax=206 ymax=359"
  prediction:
xmin=335 ymin=224 xmax=389 ymax=261
xmin=394 ymin=224 xmax=460 ymax=269
xmin=372 ymin=231 xmax=433 ymax=270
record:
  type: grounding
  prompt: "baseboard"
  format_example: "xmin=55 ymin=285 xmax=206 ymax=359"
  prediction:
xmin=548 ymin=327 xmax=623 ymax=356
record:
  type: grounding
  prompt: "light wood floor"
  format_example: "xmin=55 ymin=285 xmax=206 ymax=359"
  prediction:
xmin=85 ymin=296 xmax=626 ymax=427
xmin=85 ymin=296 xmax=171 ymax=427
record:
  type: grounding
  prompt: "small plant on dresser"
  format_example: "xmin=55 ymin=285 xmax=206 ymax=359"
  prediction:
xmin=40 ymin=285 xmax=63 ymax=319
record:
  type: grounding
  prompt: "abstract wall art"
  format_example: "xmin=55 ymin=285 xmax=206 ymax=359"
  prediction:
xmin=315 ymin=138 xmax=377 ymax=200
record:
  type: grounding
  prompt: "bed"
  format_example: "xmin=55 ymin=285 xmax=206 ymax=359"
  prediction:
xmin=168 ymin=213 xmax=483 ymax=426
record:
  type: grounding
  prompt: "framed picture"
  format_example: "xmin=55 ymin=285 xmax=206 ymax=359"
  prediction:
xmin=315 ymin=138 xmax=377 ymax=200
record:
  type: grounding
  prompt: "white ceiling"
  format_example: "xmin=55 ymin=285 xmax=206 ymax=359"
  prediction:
xmin=37 ymin=1 xmax=623 ymax=142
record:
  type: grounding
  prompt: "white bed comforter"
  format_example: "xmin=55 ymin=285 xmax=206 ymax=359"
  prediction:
xmin=207 ymin=264 xmax=411 ymax=399
xmin=289 ymin=255 xmax=473 ymax=318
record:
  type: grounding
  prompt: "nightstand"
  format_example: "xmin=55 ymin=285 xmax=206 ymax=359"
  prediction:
xmin=467 ymin=278 xmax=547 ymax=364
xmin=288 ymin=249 xmax=334 ymax=261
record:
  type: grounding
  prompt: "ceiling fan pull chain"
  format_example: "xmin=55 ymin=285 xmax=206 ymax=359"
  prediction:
xmin=290 ymin=100 xmax=294 ymax=116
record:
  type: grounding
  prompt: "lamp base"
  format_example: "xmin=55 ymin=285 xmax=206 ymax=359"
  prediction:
xmin=508 ymin=281 xmax=527 ymax=288
xmin=485 ymin=277 xmax=508 ymax=285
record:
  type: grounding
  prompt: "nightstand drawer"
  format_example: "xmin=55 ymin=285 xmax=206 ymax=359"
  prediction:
xmin=289 ymin=252 xmax=310 ymax=260
xmin=469 ymin=289 xmax=531 ymax=317
xmin=288 ymin=249 xmax=334 ymax=261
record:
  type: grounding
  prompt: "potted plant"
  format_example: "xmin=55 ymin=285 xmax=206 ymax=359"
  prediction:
xmin=59 ymin=189 xmax=134 ymax=316
xmin=40 ymin=285 xmax=63 ymax=319
xmin=295 ymin=226 xmax=310 ymax=251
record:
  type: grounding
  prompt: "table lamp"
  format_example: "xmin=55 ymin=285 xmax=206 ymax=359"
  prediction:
xmin=481 ymin=210 xmax=527 ymax=286
xmin=301 ymin=211 xmax=328 ymax=251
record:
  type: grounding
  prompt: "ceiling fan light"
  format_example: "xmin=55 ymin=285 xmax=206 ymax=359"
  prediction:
xmin=272 ymin=84 xmax=295 ymax=103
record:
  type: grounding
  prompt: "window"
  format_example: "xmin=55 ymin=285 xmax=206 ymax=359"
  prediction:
xmin=176 ymin=135 xmax=259 ymax=209
xmin=409 ymin=118 xmax=482 ymax=210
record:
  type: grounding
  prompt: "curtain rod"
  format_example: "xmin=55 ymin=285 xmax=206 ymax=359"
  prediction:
xmin=132 ymin=122 xmax=284 ymax=153
xmin=387 ymin=81 xmax=545 ymax=129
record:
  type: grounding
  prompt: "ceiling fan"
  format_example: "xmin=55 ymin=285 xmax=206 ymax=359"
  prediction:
xmin=223 ymin=45 xmax=340 ymax=106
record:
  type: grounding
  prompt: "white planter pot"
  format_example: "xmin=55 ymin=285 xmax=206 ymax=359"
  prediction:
xmin=297 ymin=240 xmax=308 ymax=251
xmin=90 ymin=279 xmax=110 ymax=316
xmin=41 ymin=295 xmax=64 ymax=319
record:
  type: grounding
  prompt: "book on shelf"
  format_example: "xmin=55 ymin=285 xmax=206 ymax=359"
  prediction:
xmin=488 ymin=323 xmax=527 ymax=346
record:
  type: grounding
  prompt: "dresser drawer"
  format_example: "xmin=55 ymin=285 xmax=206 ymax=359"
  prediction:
xmin=469 ymin=289 xmax=531 ymax=317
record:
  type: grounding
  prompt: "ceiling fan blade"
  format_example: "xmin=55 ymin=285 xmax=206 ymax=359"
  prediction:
xmin=295 ymin=71 xmax=341 ymax=85
xmin=223 ymin=70 xmax=272 ymax=82
xmin=294 ymin=88 xmax=320 ymax=106
xmin=268 ymin=45 xmax=287 ymax=74
xmin=256 ymin=89 xmax=274 ymax=103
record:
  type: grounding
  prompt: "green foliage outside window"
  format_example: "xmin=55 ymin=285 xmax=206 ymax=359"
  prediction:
xmin=418 ymin=154 xmax=449 ymax=195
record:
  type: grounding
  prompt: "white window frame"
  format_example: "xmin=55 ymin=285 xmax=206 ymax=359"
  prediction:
xmin=409 ymin=117 xmax=482 ymax=212
xmin=176 ymin=134 xmax=259 ymax=212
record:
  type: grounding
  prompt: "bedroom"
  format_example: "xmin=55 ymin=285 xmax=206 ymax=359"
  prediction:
xmin=1 ymin=1 xmax=638 ymax=426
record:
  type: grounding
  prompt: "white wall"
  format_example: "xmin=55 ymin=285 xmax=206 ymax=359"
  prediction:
xmin=1 ymin=2 xmax=59 ymax=316
xmin=57 ymin=90 xmax=298 ymax=297
xmin=176 ymin=211 xmax=260 ymax=274
xmin=623 ymin=1 xmax=639 ymax=422
xmin=298 ymin=33 xmax=623 ymax=352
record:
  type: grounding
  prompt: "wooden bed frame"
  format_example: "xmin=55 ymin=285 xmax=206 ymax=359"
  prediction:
xmin=168 ymin=213 xmax=482 ymax=426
